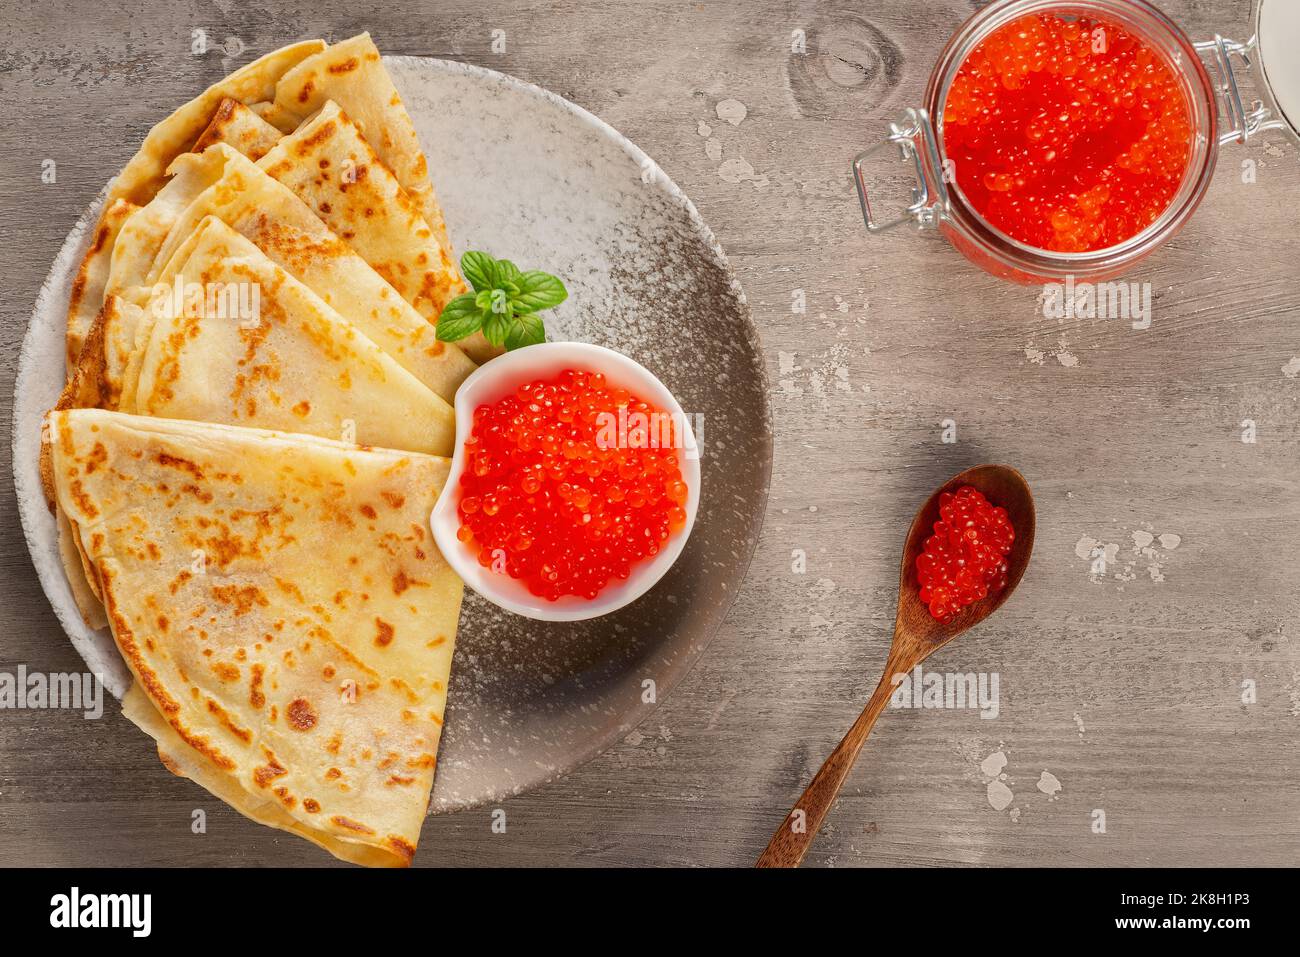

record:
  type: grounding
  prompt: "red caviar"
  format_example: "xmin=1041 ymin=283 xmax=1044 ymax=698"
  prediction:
xmin=456 ymin=369 xmax=689 ymax=602
xmin=943 ymin=11 xmax=1192 ymax=252
xmin=916 ymin=486 xmax=1014 ymax=623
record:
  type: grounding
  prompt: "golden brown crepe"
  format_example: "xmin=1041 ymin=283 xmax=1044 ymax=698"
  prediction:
xmin=191 ymin=97 xmax=283 ymax=161
xmin=249 ymin=33 xmax=449 ymax=248
xmin=199 ymin=97 xmax=495 ymax=363
xmin=122 ymin=216 xmax=457 ymax=456
xmin=258 ymin=101 xmax=464 ymax=330
xmin=111 ymin=41 xmax=326 ymax=209
xmin=94 ymin=146 xmax=240 ymax=396
xmin=257 ymin=102 xmax=496 ymax=364
xmin=64 ymin=40 xmax=326 ymax=375
xmin=144 ymin=144 xmax=476 ymax=402
xmin=66 ymin=198 xmax=137 ymax=371
xmin=47 ymin=34 xmax=480 ymax=867
xmin=49 ymin=135 xmax=472 ymax=628
xmin=66 ymin=35 xmax=481 ymax=375
xmin=57 ymin=509 xmax=107 ymax=630
xmin=49 ymin=408 xmax=461 ymax=867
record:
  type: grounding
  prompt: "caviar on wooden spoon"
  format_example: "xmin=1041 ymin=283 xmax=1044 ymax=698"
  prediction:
xmin=917 ymin=485 xmax=1015 ymax=623
xmin=756 ymin=465 xmax=1035 ymax=868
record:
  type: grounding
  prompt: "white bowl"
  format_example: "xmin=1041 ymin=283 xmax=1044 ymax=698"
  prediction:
xmin=431 ymin=341 xmax=701 ymax=622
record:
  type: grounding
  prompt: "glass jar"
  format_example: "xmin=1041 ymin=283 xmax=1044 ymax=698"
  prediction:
xmin=855 ymin=0 xmax=1295 ymax=284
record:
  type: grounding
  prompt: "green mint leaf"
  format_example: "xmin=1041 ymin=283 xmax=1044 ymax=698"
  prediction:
xmin=505 ymin=312 xmax=546 ymax=351
xmin=436 ymin=293 xmax=485 ymax=341
xmin=460 ymin=251 xmax=497 ymax=293
xmin=495 ymin=258 xmax=522 ymax=288
xmin=457 ymin=252 xmax=567 ymax=349
xmin=481 ymin=309 xmax=511 ymax=347
xmin=512 ymin=270 xmax=568 ymax=314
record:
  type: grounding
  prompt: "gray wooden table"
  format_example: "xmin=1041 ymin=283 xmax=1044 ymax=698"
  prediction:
xmin=2 ymin=0 xmax=1297 ymax=867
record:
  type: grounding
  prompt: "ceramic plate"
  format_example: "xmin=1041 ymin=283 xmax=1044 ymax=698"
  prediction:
xmin=12 ymin=56 xmax=772 ymax=811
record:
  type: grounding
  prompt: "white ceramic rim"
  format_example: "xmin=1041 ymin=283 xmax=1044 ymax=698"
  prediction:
xmin=431 ymin=341 xmax=701 ymax=622
xmin=11 ymin=184 xmax=134 ymax=698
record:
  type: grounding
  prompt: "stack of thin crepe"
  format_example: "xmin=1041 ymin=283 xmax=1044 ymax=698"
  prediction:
xmin=44 ymin=35 xmax=482 ymax=867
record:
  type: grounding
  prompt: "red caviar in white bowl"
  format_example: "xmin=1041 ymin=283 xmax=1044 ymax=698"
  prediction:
xmin=456 ymin=369 xmax=690 ymax=602
xmin=430 ymin=342 xmax=700 ymax=622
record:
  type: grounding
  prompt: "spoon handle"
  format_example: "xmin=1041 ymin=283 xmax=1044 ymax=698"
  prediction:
xmin=755 ymin=648 xmax=915 ymax=868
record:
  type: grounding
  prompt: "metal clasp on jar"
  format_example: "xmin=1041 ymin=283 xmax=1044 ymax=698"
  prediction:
xmin=1194 ymin=34 xmax=1288 ymax=145
xmin=852 ymin=107 xmax=949 ymax=233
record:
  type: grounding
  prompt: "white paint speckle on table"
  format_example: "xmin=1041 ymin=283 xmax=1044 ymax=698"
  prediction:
xmin=717 ymin=155 xmax=768 ymax=188
xmin=715 ymin=98 xmax=747 ymax=126
xmin=1025 ymin=341 xmax=1078 ymax=367
xmin=775 ymin=343 xmax=859 ymax=396
xmin=1037 ymin=770 xmax=1063 ymax=799
xmin=703 ymin=97 xmax=766 ymax=188
xmin=980 ymin=749 xmax=1008 ymax=778
xmin=980 ymin=748 xmax=1016 ymax=811
xmin=1075 ymin=525 xmax=1182 ymax=585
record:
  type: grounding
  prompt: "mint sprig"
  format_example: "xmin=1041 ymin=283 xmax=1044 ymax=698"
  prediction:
xmin=436 ymin=251 xmax=567 ymax=350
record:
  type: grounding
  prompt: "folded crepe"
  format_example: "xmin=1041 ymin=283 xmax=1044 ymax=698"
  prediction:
xmin=66 ymin=198 xmax=137 ymax=370
xmin=65 ymin=40 xmax=327 ymax=374
xmin=48 ymin=408 xmax=461 ymax=867
xmin=136 ymin=144 xmax=475 ymax=402
xmin=51 ymin=132 xmax=477 ymax=627
xmin=45 ymin=206 xmax=458 ymax=698
xmin=259 ymin=101 xmax=465 ymax=323
xmin=68 ymin=134 xmax=259 ymax=390
xmin=248 ymin=34 xmax=450 ymax=248
xmin=44 ymin=295 xmax=144 ymax=628
xmin=121 ymin=215 xmax=456 ymax=456
xmin=205 ymin=101 xmax=494 ymax=363
xmin=91 ymin=146 xmax=239 ymax=406
xmin=65 ymin=34 xmax=482 ymax=374
xmin=112 ymin=41 xmax=329 ymax=209
xmin=191 ymin=98 xmax=282 ymax=161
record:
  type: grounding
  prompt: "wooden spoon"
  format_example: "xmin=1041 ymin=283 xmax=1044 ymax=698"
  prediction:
xmin=755 ymin=464 xmax=1035 ymax=868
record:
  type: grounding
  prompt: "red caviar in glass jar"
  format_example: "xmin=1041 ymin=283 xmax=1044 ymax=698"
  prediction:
xmin=916 ymin=486 xmax=1014 ymax=623
xmin=456 ymin=369 xmax=689 ymax=602
xmin=943 ymin=11 xmax=1192 ymax=252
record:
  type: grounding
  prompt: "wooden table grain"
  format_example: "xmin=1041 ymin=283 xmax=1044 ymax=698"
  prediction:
xmin=2 ymin=0 xmax=1297 ymax=868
